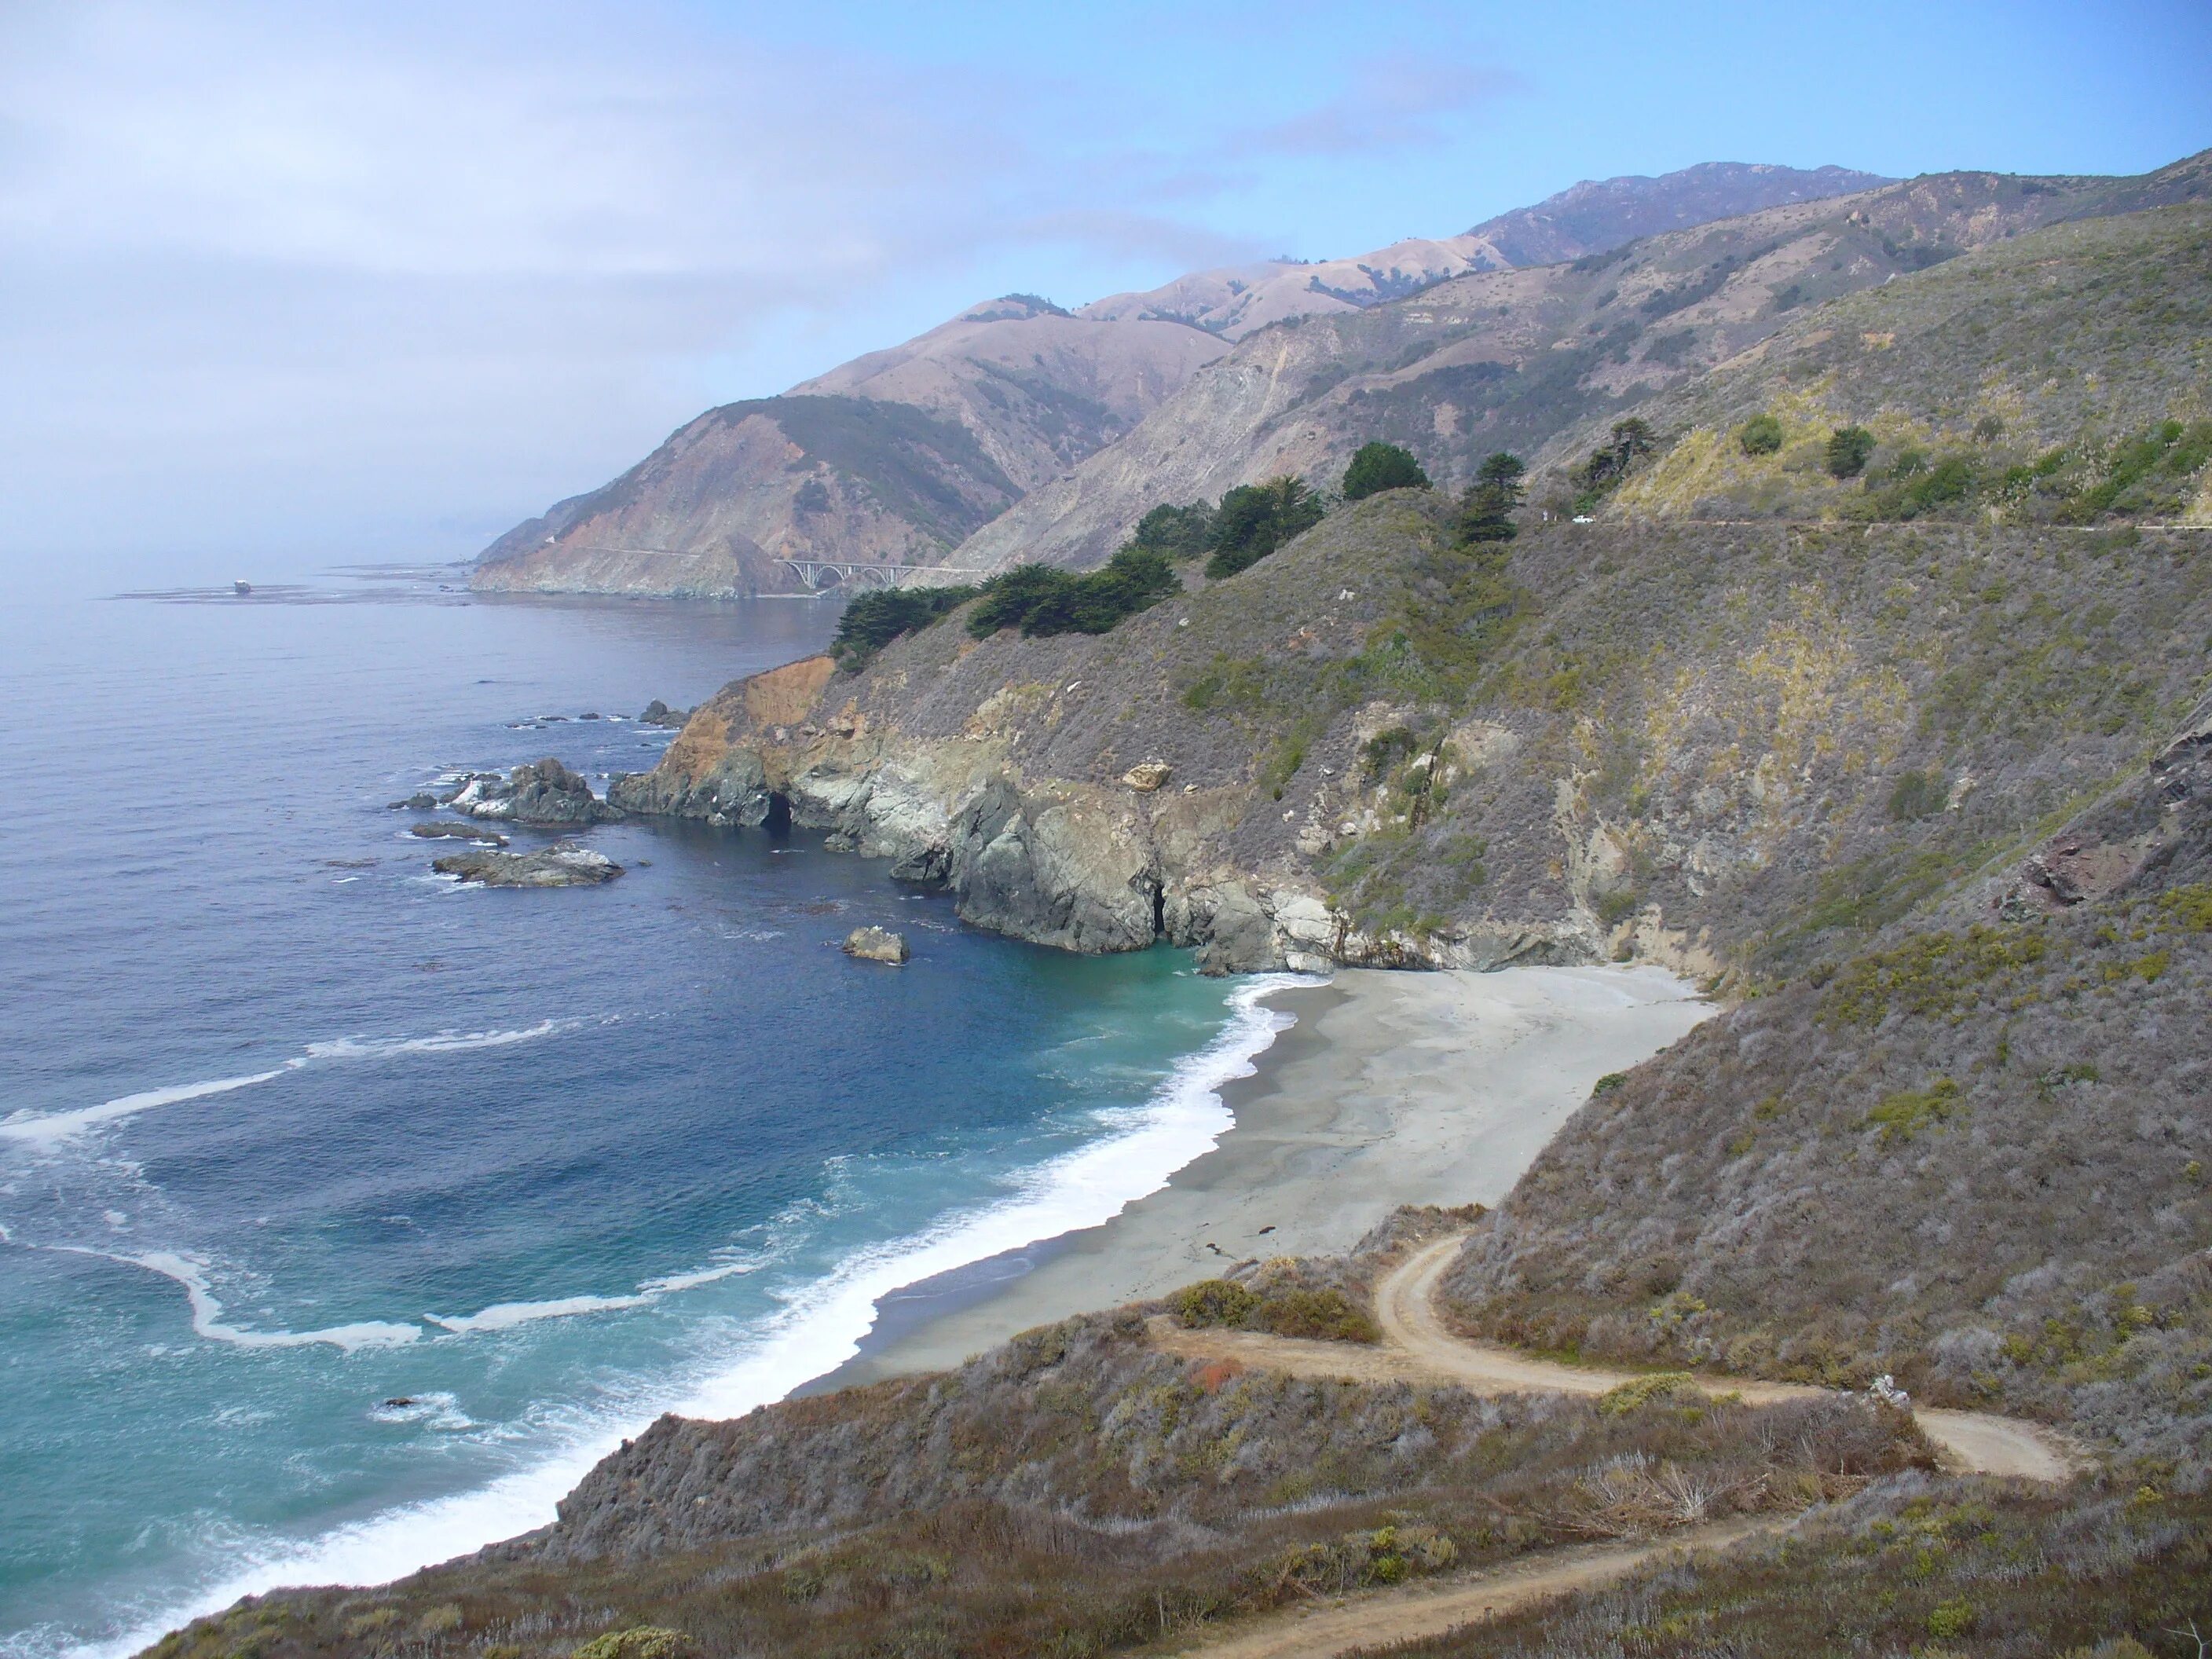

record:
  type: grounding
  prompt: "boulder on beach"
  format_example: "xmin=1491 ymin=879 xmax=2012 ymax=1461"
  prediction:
xmin=432 ymin=844 xmax=623 ymax=888
xmin=842 ymin=926 xmax=910 ymax=964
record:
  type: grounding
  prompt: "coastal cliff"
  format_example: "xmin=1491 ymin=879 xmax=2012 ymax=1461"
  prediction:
xmin=613 ymin=495 xmax=2212 ymax=980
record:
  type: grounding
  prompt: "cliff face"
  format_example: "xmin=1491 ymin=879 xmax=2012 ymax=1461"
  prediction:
xmin=613 ymin=476 xmax=2212 ymax=980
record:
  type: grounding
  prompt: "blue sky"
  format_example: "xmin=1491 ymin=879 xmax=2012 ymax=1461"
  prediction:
xmin=2 ymin=0 xmax=2207 ymax=575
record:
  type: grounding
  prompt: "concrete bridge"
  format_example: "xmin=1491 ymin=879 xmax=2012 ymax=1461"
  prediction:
xmin=775 ymin=558 xmax=943 ymax=591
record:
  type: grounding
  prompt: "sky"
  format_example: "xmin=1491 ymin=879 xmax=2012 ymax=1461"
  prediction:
xmin=2 ymin=0 xmax=2207 ymax=580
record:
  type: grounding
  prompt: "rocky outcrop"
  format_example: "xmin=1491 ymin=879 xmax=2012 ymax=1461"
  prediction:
xmin=842 ymin=926 xmax=909 ymax=964
xmin=636 ymin=700 xmax=690 ymax=728
xmin=433 ymin=844 xmax=624 ymax=887
xmin=607 ymin=501 xmax=1588 ymax=974
xmin=409 ymin=820 xmax=508 ymax=845
xmin=448 ymin=758 xmax=623 ymax=826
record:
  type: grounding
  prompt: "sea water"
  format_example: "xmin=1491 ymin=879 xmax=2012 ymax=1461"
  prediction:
xmin=0 ymin=567 xmax=1289 ymax=1657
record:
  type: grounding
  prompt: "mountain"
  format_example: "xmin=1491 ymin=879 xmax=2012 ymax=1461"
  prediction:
xmin=471 ymin=298 xmax=1228 ymax=599
xmin=941 ymin=151 xmax=2212 ymax=577
xmin=1076 ymin=163 xmax=1890 ymax=339
xmin=474 ymin=163 xmax=1892 ymax=599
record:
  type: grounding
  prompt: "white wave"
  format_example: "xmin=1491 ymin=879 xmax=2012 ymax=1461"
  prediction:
xmin=58 ymin=974 xmax=1315 ymax=1659
xmin=302 ymin=1020 xmax=576 ymax=1062
xmin=425 ymin=1252 xmax=764 ymax=1335
xmin=368 ymin=1392 xmax=474 ymax=1430
xmin=56 ymin=1248 xmax=420 ymax=1351
xmin=2 ymin=1022 xmax=580 ymax=1148
xmin=0 ymin=1068 xmax=302 ymax=1148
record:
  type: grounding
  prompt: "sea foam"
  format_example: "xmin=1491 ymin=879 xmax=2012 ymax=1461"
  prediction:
xmin=1 ymin=1020 xmax=580 ymax=1148
xmin=68 ymin=973 xmax=1313 ymax=1659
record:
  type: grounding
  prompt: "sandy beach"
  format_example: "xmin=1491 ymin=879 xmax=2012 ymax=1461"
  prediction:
xmin=814 ymin=962 xmax=1712 ymax=1390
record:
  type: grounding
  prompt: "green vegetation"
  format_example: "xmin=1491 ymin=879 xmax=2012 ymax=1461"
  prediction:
xmin=966 ymin=544 xmax=1181 ymax=638
xmin=1386 ymin=1483 xmax=2212 ymax=1659
xmin=152 ymin=1306 xmax=1928 ymax=1659
xmin=1341 ymin=441 xmax=1432 ymax=501
xmin=1125 ymin=500 xmax=1215 ymax=561
xmin=830 ymin=584 xmax=978 ymax=669
xmin=1205 ymin=477 xmax=1326 ymax=578
xmin=1573 ymin=417 xmax=1658 ymax=511
xmin=1827 ymin=423 xmax=1877 ymax=478
xmin=1738 ymin=412 xmax=1783 ymax=456
xmin=1865 ymin=1077 xmax=1962 ymax=1144
xmin=1171 ymin=1272 xmax=1381 ymax=1343
xmin=1456 ymin=451 xmax=1526 ymax=544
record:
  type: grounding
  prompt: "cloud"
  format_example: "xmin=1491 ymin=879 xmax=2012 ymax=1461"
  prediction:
xmin=1232 ymin=53 xmax=1525 ymax=159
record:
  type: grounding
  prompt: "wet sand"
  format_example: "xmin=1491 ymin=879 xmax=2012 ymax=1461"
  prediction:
xmin=808 ymin=963 xmax=1712 ymax=1391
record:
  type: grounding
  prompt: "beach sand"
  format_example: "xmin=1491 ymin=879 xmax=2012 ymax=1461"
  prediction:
xmin=810 ymin=963 xmax=1712 ymax=1390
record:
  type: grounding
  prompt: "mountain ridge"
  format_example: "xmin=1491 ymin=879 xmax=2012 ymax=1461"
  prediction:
xmin=474 ymin=161 xmax=1895 ymax=599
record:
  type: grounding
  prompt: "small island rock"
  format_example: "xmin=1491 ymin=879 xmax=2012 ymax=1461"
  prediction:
xmin=842 ymin=926 xmax=910 ymax=964
xmin=445 ymin=757 xmax=624 ymax=826
xmin=637 ymin=699 xmax=690 ymax=728
xmin=408 ymin=820 xmax=508 ymax=845
xmin=433 ymin=844 xmax=623 ymax=888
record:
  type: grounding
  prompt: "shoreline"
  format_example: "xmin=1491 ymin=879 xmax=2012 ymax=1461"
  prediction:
xmin=808 ymin=961 xmax=1714 ymax=1391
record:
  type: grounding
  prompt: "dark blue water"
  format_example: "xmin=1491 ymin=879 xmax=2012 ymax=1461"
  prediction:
xmin=0 ymin=569 xmax=1277 ymax=1657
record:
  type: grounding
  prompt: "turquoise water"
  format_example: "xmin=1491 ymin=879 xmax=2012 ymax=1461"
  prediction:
xmin=0 ymin=568 xmax=1284 ymax=1657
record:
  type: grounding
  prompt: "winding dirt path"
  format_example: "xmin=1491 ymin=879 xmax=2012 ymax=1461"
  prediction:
xmin=1156 ymin=1238 xmax=2079 ymax=1481
xmin=1174 ymin=1518 xmax=1778 ymax=1659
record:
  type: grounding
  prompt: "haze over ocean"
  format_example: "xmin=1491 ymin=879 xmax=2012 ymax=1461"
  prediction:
xmin=0 ymin=570 xmax=1274 ymax=1657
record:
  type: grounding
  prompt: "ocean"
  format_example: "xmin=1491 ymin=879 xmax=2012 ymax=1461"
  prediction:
xmin=0 ymin=566 xmax=1287 ymax=1657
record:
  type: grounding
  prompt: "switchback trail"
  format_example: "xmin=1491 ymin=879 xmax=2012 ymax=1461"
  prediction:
xmin=1153 ymin=1237 xmax=2079 ymax=1482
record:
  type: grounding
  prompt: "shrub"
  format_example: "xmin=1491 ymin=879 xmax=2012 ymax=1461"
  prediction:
xmin=1342 ymin=441 xmax=1433 ymax=501
xmin=1206 ymin=478 xmax=1326 ymax=578
xmin=1738 ymin=414 xmax=1784 ymax=456
xmin=1253 ymin=1288 xmax=1379 ymax=1344
xmin=573 ymin=1629 xmax=698 ymax=1659
xmin=1171 ymin=1280 xmax=1261 ymax=1328
xmin=831 ymin=584 xmax=978 ymax=669
xmin=1887 ymin=769 xmax=1946 ymax=821
xmin=1865 ymin=1078 xmax=1963 ymax=1144
xmin=1826 ymin=425 xmax=1877 ymax=478
xmin=1596 ymin=1372 xmax=1701 ymax=1416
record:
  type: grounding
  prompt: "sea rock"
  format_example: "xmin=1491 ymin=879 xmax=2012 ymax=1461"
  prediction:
xmin=388 ymin=793 xmax=439 ymax=810
xmin=842 ymin=926 xmax=910 ymax=964
xmin=1120 ymin=760 xmax=1173 ymax=792
xmin=408 ymin=820 xmax=509 ymax=845
xmin=448 ymin=757 xmax=624 ymax=826
xmin=432 ymin=844 xmax=624 ymax=888
xmin=637 ymin=699 xmax=690 ymax=728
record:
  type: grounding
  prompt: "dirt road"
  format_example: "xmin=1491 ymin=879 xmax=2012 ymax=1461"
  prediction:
xmin=1174 ymin=1518 xmax=1779 ymax=1659
xmin=1155 ymin=1237 xmax=2078 ymax=1482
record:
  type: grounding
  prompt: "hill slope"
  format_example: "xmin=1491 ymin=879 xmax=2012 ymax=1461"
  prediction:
xmin=943 ymin=151 xmax=2212 ymax=577
xmin=476 ymin=163 xmax=1890 ymax=599
xmin=473 ymin=299 xmax=1226 ymax=599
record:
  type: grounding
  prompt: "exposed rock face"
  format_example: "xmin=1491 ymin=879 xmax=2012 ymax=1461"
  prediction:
xmin=841 ymin=926 xmax=910 ymax=964
xmin=433 ymin=844 xmax=624 ymax=887
xmin=609 ymin=501 xmax=1580 ymax=975
xmin=448 ymin=758 xmax=623 ymax=826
